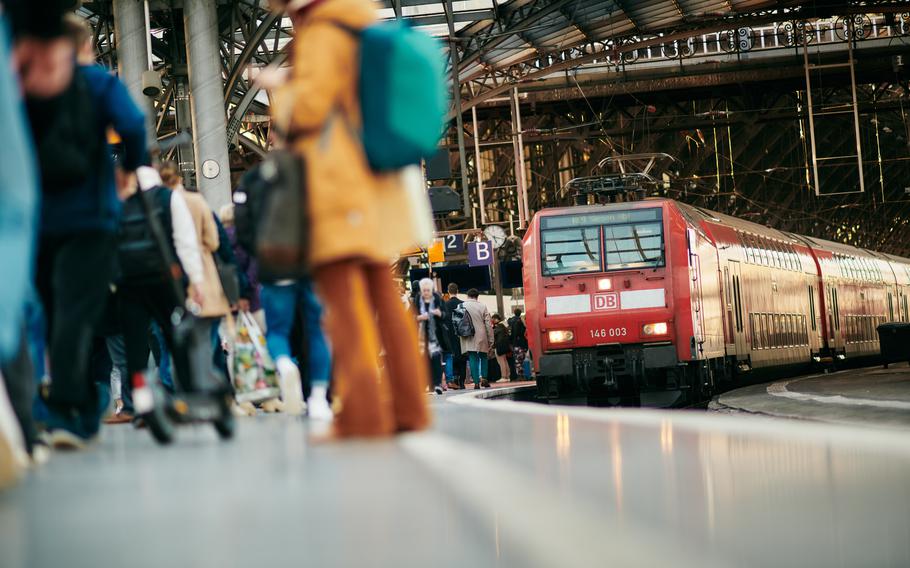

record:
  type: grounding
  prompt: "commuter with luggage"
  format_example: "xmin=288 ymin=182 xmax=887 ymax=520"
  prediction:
xmin=233 ymin=161 xmax=330 ymax=419
xmin=265 ymin=0 xmax=445 ymax=437
xmin=113 ymin=166 xmax=205 ymax=423
xmin=458 ymin=289 xmax=494 ymax=390
xmin=444 ymin=283 xmax=467 ymax=390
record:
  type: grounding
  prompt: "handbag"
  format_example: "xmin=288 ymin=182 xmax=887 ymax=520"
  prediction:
xmin=215 ymin=257 xmax=241 ymax=306
xmin=231 ymin=311 xmax=280 ymax=404
xmin=255 ymin=150 xmax=310 ymax=278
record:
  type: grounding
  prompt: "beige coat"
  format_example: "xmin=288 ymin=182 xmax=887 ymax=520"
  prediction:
xmin=459 ymin=299 xmax=493 ymax=354
xmin=180 ymin=189 xmax=230 ymax=317
xmin=272 ymin=0 xmax=421 ymax=268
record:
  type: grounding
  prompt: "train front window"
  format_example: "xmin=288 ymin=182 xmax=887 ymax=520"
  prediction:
xmin=602 ymin=211 xmax=664 ymax=270
xmin=541 ymin=227 xmax=601 ymax=276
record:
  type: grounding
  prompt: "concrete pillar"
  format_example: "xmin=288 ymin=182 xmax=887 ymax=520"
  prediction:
xmin=112 ymin=0 xmax=155 ymax=146
xmin=184 ymin=0 xmax=231 ymax=209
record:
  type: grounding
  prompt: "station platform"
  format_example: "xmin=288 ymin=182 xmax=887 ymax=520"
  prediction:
xmin=713 ymin=363 xmax=910 ymax=429
xmin=3 ymin=381 xmax=910 ymax=568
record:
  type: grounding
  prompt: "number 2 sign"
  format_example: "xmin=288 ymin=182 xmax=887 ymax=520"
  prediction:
xmin=444 ymin=234 xmax=465 ymax=253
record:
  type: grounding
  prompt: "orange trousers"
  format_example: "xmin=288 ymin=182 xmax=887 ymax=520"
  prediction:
xmin=315 ymin=259 xmax=430 ymax=437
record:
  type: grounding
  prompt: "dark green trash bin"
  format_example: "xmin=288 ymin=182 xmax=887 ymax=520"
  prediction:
xmin=877 ymin=323 xmax=910 ymax=367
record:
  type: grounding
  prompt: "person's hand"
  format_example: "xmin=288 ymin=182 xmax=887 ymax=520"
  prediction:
xmin=237 ymin=298 xmax=251 ymax=313
xmin=15 ymin=37 xmax=75 ymax=98
xmin=188 ymin=284 xmax=205 ymax=312
xmin=417 ymin=313 xmax=429 ymax=322
xmin=432 ymin=308 xmax=442 ymax=317
xmin=255 ymin=65 xmax=289 ymax=90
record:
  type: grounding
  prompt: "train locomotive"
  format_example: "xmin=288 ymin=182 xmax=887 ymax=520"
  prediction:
xmin=523 ymin=198 xmax=910 ymax=406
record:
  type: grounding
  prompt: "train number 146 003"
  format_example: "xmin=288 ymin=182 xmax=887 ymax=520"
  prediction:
xmin=590 ymin=327 xmax=627 ymax=339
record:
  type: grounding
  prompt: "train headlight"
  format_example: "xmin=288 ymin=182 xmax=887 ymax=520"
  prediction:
xmin=548 ymin=330 xmax=575 ymax=344
xmin=597 ymin=278 xmax=613 ymax=291
xmin=642 ymin=322 xmax=669 ymax=336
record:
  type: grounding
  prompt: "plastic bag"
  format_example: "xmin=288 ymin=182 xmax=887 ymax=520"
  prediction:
xmin=231 ymin=311 xmax=280 ymax=403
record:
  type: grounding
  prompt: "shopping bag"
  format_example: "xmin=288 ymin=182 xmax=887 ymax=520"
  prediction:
xmin=231 ymin=312 xmax=280 ymax=403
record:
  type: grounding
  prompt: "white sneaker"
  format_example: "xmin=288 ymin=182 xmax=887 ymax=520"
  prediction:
xmin=277 ymin=357 xmax=305 ymax=416
xmin=306 ymin=386 xmax=333 ymax=421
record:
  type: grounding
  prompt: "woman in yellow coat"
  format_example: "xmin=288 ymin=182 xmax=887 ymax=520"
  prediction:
xmin=268 ymin=0 xmax=430 ymax=437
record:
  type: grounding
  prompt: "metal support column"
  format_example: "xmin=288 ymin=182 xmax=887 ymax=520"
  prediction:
xmin=472 ymin=105 xmax=486 ymax=227
xmin=511 ymin=87 xmax=529 ymax=228
xmin=112 ymin=0 xmax=155 ymax=145
xmin=184 ymin=0 xmax=232 ymax=209
xmin=445 ymin=0 xmax=473 ymax=224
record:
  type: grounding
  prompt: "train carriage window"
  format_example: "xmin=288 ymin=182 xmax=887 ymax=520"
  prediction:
xmin=541 ymin=227 xmax=602 ymax=276
xmin=904 ymin=295 xmax=908 ymax=322
xmin=787 ymin=314 xmax=794 ymax=346
xmin=745 ymin=234 xmax=757 ymax=264
xmin=782 ymin=244 xmax=793 ymax=271
xmin=776 ymin=243 xmax=786 ymax=270
xmin=888 ymin=292 xmax=895 ymax=322
xmin=749 ymin=314 xmax=761 ymax=349
xmin=770 ymin=314 xmax=778 ymax=348
xmin=602 ymin=221 xmax=665 ymax=271
xmin=758 ymin=313 xmax=767 ymax=348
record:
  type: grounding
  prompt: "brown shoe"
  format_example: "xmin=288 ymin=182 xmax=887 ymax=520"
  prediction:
xmin=474 ymin=382 xmax=482 ymax=390
xmin=103 ymin=412 xmax=134 ymax=425
xmin=446 ymin=382 xmax=459 ymax=390
xmin=480 ymin=379 xmax=491 ymax=389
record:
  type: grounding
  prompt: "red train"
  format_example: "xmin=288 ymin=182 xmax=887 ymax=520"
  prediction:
xmin=522 ymin=198 xmax=910 ymax=405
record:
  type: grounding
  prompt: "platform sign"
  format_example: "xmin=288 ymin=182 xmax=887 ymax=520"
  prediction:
xmin=443 ymin=233 xmax=465 ymax=254
xmin=427 ymin=240 xmax=445 ymax=264
xmin=593 ymin=292 xmax=619 ymax=311
xmin=468 ymin=241 xmax=494 ymax=267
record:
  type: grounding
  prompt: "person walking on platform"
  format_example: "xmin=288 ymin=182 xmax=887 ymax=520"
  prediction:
xmin=414 ymin=279 xmax=450 ymax=395
xmin=29 ymin=16 xmax=147 ymax=448
xmin=444 ymin=283 xmax=466 ymax=389
xmin=491 ymin=314 xmax=512 ymax=382
xmin=266 ymin=0 xmax=431 ymax=438
xmin=460 ymin=289 xmax=494 ymax=390
xmin=0 ymin=0 xmax=72 ymax=471
xmin=233 ymin=163 xmax=330 ymax=419
xmin=112 ymin=166 xmax=205 ymax=424
xmin=159 ymin=162 xmax=231 ymax=379
xmin=508 ymin=307 xmax=529 ymax=379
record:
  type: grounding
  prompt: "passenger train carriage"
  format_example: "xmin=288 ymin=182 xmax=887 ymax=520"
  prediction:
xmin=522 ymin=198 xmax=910 ymax=406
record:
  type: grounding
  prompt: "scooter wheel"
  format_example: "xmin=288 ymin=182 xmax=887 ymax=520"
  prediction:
xmin=213 ymin=400 xmax=235 ymax=440
xmin=145 ymin=409 xmax=175 ymax=445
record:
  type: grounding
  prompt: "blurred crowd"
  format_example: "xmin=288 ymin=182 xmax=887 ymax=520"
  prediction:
xmin=0 ymin=0 xmax=495 ymax=491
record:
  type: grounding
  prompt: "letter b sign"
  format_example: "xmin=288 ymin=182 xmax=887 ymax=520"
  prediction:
xmin=468 ymin=241 xmax=494 ymax=267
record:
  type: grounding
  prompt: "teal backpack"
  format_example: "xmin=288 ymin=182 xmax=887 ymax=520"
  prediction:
xmin=338 ymin=20 xmax=448 ymax=171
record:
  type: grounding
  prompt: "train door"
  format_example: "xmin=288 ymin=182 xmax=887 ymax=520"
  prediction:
xmin=826 ymin=283 xmax=842 ymax=352
xmin=728 ymin=261 xmax=747 ymax=358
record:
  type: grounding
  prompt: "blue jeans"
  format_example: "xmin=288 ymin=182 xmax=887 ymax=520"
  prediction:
xmin=260 ymin=280 xmax=331 ymax=387
xmin=467 ymin=351 xmax=488 ymax=384
xmin=151 ymin=321 xmax=173 ymax=389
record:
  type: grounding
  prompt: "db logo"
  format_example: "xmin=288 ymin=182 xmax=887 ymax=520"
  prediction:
xmin=593 ymin=293 xmax=618 ymax=311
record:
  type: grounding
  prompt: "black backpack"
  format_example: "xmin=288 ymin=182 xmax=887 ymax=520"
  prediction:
xmin=453 ymin=303 xmax=475 ymax=338
xmin=117 ymin=186 xmax=176 ymax=285
xmin=27 ymin=68 xmax=101 ymax=191
xmin=234 ymin=150 xmax=310 ymax=280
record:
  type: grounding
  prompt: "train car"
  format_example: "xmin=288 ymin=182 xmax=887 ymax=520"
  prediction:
xmin=523 ymin=198 xmax=910 ymax=406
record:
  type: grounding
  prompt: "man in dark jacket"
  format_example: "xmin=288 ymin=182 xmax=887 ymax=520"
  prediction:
xmin=31 ymin=17 xmax=147 ymax=448
xmin=508 ymin=307 xmax=529 ymax=379
xmin=443 ymin=283 xmax=467 ymax=389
